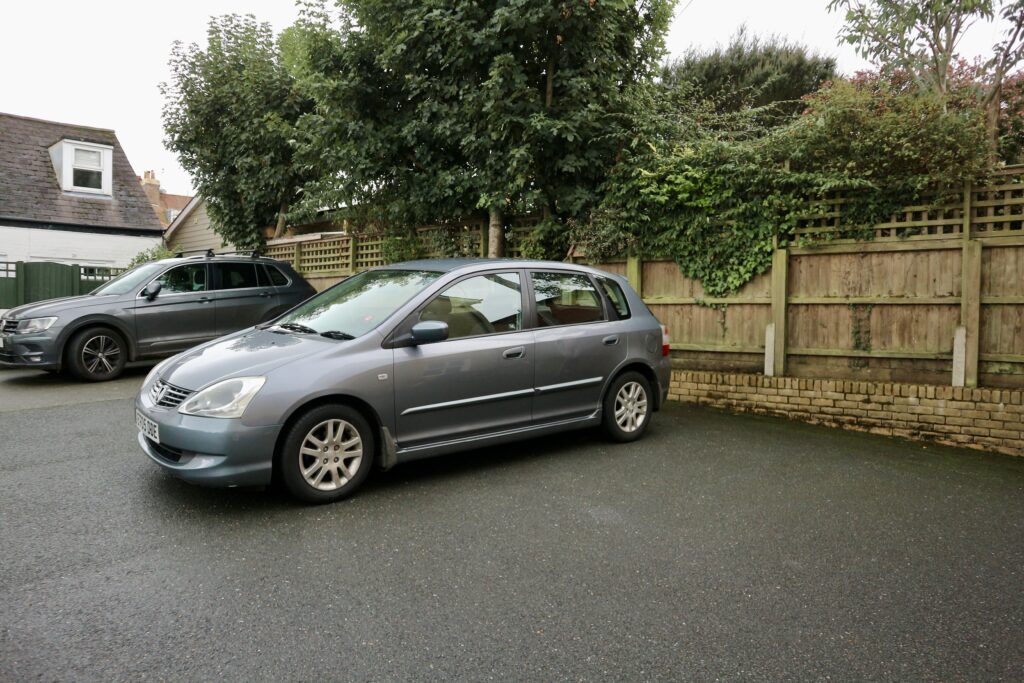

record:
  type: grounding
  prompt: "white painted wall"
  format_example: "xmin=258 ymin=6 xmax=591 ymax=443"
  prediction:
xmin=0 ymin=225 xmax=160 ymax=266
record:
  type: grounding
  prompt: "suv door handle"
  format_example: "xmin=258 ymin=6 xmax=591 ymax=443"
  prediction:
xmin=259 ymin=291 xmax=271 ymax=297
xmin=602 ymin=335 xmax=619 ymax=346
xmin=198 ymin=297 xmax=211 ymax=303
xmin=502 ymin=346 xmax=525 ymax=359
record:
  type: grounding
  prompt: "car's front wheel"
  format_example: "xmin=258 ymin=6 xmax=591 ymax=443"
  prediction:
xmin=602 ymin=371 xmax=653 ymax=442
xmin=279 ymin=404 xmax=375 ymax=504
xmin=66 ymin=327 xmax=127 ymax=381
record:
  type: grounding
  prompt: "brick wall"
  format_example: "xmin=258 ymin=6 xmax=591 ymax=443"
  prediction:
xmin=668 ymin=371 xmax=1024 ymax=458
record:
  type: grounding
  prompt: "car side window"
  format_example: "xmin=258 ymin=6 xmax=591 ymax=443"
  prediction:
xmin=598 ymin=277 xmax=631 ymax=319
xmin=266 ymin=266 xmax=289 ymax=286
xmin=531 ymin=272 xmax=605 ymax=327
xmin=153 ymin=264 xmax=207 ymax=294
xmin=214 ymin=263 xmax=259 ymax=290
xmin=420 ymin=272 xmax=522 ymax=340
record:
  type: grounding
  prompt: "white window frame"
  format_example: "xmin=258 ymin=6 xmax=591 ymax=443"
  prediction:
xmin=60 ymin=140 xmax=113 ymax=196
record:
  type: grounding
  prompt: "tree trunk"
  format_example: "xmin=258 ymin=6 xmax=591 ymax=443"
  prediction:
xmin=986 ymin=82 xmax=1003 ymax=158
xmin=273 ymin=201 xmax=288 ymax=239
xmin=487 ymin=205 xmax=504 ymax=258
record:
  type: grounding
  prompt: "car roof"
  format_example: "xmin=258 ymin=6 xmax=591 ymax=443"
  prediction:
xmin=382 ymin=257 xmax=605 ymax=275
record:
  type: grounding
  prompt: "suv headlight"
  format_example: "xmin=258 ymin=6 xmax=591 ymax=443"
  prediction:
xmin=179 ymin=377 xmax=266 ymax=419
xmin=17 ymin=317 xmax=58 ymax=334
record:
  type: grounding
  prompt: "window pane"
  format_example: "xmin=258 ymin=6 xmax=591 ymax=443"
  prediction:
xmin=421 ymin=272 xmax=522 ymax=339
xmin=72 ymin=168 xmax=102 ymax=189
xmin=155 ymin=264 xmax=207 ymax=294
xmin=599 ymin=278 xmax=630 ymax=319
xmin=73 ymin=148 xmax=102 ymax=169
xmin=215 ymin=263 xmax=259 ymax=290
xmin=267 ymin=266 xmax=289 ymax=286
xmin=531 ymin=272 xmax=604 ymax=326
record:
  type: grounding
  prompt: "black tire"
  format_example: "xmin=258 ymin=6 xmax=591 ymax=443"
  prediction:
xmin=279 ymin=403 xmax=375 ymax=504
xmin=602 ymin=371 xmax=653 ymax=442
xmin=66 ymin=327 xmax=127 ymax=382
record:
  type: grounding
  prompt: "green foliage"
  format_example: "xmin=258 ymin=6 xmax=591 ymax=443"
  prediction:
xmin=662 ymin=27 xmax=837 ymax=117
xmin=289 ymin=0 xmax=675 ymax=256
xmin=593 ymin=77 xmax=995 ymax=297
xmin=162 ymin=15 xmax=318 ymax=250
xmin=127 ymin=244 xmax=175 ymax=268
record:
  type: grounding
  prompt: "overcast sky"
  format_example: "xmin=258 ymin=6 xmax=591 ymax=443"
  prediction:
xmin=0 ymin=1 xmax=1013 ymax=196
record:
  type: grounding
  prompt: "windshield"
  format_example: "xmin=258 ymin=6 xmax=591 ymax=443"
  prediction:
xmin=275 ymin=269 xmax=442 ymax=337
xmin=90 ymin=262 xmax=167 ymax=296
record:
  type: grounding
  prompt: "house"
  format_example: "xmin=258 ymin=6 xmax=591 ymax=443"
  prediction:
xmin=163 ymin=195 xmax=232 ymax=254
xmin=0 ymin=113 xmax=163 ymax=266
xmin=139 ymin=170 xmax=192 ymax=228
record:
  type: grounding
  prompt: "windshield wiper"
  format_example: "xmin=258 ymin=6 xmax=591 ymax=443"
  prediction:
xmin=276 ymin=322 xmax=318 ymax=335
xmin=320 ymin=330 xmax=355 ymax=340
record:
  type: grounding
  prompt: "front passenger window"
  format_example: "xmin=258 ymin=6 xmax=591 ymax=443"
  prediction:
xmin=153 ymin=264 xmax=207 ymax=294
xmin=420 ymin=273 xmax=522 ymax=340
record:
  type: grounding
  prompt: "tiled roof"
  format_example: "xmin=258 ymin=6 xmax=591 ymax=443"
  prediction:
xmin=0 ymin=113 xmax=163 ymax=233
xmin=161 ymin=192 xmax=193 ymax=211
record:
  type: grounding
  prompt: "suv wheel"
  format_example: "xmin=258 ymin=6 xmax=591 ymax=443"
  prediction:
xmin=67 ymin=327 xmax=127 ymax=382
xmin=280 ymin=404 xmax=375 ymax=504
xmin=602 ymin=371 xmax=653 ymax=442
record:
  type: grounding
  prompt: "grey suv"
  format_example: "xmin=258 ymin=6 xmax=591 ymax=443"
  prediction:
xmin=0 ymin=254 xmax=315 ymax=381
xmin=134 ymin=259 xmax=671 ymax=503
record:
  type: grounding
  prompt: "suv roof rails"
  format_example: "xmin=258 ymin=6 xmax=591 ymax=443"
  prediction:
xmin=172 ymin=248 xmax=264 ymax=259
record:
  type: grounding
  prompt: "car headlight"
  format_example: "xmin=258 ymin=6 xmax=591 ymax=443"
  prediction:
xmin=144 ymin=356 xmax=175 ymax=387
xmin=16 ymin=317 xmax=58 ymax=333
xmin=178 ymin=377 xmax=266 ymax=419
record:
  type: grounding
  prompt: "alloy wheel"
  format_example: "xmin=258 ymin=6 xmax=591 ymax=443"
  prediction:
xmin=614 ymin=381 xmax=648 ymax=433
xmin=81 ymin=335 xmax=121 ymax=375
xmin=299 ymin=419 xmax=363 ymax=491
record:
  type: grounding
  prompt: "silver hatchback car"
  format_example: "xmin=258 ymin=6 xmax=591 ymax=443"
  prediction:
xmin=135 ymin=259 xmax=671 ymax=503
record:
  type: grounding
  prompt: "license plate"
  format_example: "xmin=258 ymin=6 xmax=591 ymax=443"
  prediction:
xmin=136 ymin=409 xmax=160 ymax=444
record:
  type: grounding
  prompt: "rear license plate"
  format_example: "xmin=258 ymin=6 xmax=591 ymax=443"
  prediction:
xmin=136 ymin=409 xmax=160 ymax=444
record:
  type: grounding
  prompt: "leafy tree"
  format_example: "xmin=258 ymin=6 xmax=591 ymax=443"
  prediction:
xmin=661 ymin=27 xmax=837 ymax=117
xmin=291 ymin=0 xmax=674 ymax=258
xmin=127 ymin=243 xmax=176 ymax=269
xmin=162 ymin=15 xmax=317 ymax=249
xmin=828 ymin=0 xmax=1024 ymax=148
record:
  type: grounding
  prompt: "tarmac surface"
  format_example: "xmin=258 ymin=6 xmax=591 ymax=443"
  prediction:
xmin=1 ymin=366 xmax=1023 ymax=681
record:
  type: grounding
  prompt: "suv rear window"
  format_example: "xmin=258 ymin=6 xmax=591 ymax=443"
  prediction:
xmin=265 ymin=265 xmax=289 ymax=286
xmin=215 ymin=263 xmax=259 ymax=290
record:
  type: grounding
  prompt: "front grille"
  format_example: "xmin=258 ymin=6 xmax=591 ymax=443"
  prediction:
xmin=146 ymin=437 xmax=185 ymax=463
xmin=149 ymin=379 xmax=193 ymax=409
xmin=1 ymin=319 xmax=17 ymax=334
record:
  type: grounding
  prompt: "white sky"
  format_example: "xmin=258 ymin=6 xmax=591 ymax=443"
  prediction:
xmin=0 ymin=1 xmax=1014 ymax=196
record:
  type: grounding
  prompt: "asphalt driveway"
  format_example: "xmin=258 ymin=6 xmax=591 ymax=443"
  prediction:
xmin=1 ymin=366 xmax=1023 ymax=681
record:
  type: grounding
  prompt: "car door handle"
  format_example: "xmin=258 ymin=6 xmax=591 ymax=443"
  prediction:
xmin=259 ymin=291 xmax=271 ymax=297
xmin=198 ymin=297 xmax=211 ymax=303
xmin=502 ymin=346 xmax=525 ymax=359
xmin=602 ymin=335 xmax=619 ymax=346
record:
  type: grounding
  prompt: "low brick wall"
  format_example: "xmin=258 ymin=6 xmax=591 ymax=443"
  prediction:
xmin=668 ymin=371 xmax=1024 ymax=458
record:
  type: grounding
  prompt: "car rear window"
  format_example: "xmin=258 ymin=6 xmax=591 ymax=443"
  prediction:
xmin=531 ymin=272 xmax=605 ymax=327
xmin=215 ymin=263 xmax=259 ymax=290
xmin=598 ymin=277 xmax=631 ymax=319
xmin=266 ymin=266 xmax=289 ymax=286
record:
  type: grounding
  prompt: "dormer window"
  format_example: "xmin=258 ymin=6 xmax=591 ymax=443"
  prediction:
xmin=49 ymin=139 xmax=113 ymax=196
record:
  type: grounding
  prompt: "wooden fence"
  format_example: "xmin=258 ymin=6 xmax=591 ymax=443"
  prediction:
xmin=0 ymin=262 xmax=124 ymax=309
xmin=590 ymin=166 xmax=1024 ymax=389
xmin=265 ymin=166 xmax=1023 ymax=389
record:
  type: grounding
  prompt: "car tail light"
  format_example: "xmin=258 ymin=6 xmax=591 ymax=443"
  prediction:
xmin=661 ymin=324 xmax=670 ymax=357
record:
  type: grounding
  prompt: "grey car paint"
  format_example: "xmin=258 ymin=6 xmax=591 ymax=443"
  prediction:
xmin=134 ymin=258 xmax=671 ymax=489
xmin=0 ymin=256 xmax=315 ymax=374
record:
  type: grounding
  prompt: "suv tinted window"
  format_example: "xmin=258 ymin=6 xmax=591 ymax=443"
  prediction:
xmin=531 ymin=272 xmax=604 ymax=326
xmin=154 ymin=264 xmax=207 ymax=294
xmin=598 ymin=277 xmax=631 ymax=319
xmin=215 ymin=262 xmax=259 ymax=290
xmin=266 ymin=266 xmax=289 ymax=286
xmin=420 ymin=272 xmax=522 ymax=340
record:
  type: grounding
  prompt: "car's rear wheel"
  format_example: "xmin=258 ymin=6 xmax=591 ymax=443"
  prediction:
xmin=280 ymin=404 xmax=375 ymax=503
xmin=602 ymin=371 xmax=653 ymax=442
xmin=66 ymin=327 xmax=127 ymax=382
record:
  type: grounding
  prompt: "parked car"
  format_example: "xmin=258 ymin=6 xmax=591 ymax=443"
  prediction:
xmin=0 ymin=254 xmax=316 ymax=381
xmin=134 ymin=258 xmax=671 ymax=503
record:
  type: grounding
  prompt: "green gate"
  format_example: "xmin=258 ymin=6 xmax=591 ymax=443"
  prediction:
xmin=0 ymin=261 xmax=125 ymax=309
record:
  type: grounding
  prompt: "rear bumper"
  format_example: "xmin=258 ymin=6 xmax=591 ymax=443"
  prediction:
xmin=136 ymin=396 xmax=280 ymax=487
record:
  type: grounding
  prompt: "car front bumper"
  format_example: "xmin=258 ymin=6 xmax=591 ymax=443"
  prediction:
xmin=135 ymin=394 xmax=281 ymax=487
xmin=0 ymin=333 xmax=60 ymax=370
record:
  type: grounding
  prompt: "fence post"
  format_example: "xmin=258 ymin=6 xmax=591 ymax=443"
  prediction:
xmin=348 ymin=235 xmax=358 ymax=274
xmin=15 ymin=261 xmax=26 ymax=306
xmin=626 ymin=256 xmax=642 ymax=297
xmin=71 ymin=264 xmax=81 ymax=296
xmin=294 ymin=241 xmax=303 ymax=273
xmin=961 ymin=240 xmax=981 ymax=388
xmin=770 ymin=248 xmax=788 ymax=377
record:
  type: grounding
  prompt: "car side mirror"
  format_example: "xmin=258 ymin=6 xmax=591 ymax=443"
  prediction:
xmin=143 ymin=281 xmax=162 ymax=301
xmin=410 ymin=320 xmax=449 ymax=345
